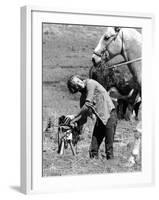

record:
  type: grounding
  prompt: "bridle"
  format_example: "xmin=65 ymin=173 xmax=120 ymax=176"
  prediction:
xmin=92 ymin=29 xmax=142 ymax=71
xmin=93 ymin=51 xmax=103 ymax=58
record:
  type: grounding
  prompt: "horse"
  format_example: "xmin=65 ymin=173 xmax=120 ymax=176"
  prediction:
xmin=91 ymin=27 xmax=142 ymax=166
xmin=92 ymin=27 xmax=142 ymax=88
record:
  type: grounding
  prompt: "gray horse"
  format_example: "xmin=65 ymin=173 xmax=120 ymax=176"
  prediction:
xmin=91 ymin=27 xmax=142 ymax=164
xmin=90 ymin=27 xmax=142 ymax=120
xmin=92 ymin=27 xmax=142 ymax=87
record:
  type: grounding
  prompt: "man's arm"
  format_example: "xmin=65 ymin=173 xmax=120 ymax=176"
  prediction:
xmin=85 ymin=80 xmax=96 ymax=103
xmin=71 ymin=80 xmax=96 ymax=123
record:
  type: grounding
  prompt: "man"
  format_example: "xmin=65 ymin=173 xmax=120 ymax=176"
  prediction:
xmin=67 ymin=75 xmax=117 ymax=160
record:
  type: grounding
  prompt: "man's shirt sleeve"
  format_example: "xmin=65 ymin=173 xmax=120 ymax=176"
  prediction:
xmin=85 ymin=80 xmax=95 ymax=103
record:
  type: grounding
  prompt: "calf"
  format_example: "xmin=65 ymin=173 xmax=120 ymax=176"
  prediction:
xmin=108 ymin=80 xmax=141 ymax=121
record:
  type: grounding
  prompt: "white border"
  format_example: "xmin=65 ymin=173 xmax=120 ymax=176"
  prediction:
xmin=21 ymin=6 xmax=32 ymax=194
xmin=21 ymin=6 xmax=154 ymax=194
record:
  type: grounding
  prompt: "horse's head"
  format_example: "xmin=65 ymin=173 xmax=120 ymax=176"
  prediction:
xmin=92 ymin=27 xmax=123 ymax=66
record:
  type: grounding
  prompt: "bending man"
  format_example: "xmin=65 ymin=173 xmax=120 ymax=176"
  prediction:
xmin=67 ymin=75 xmax=117 ymax=160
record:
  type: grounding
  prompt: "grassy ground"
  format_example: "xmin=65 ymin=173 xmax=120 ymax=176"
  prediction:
xmin=42 ymin=24 xmax=141 ymax=177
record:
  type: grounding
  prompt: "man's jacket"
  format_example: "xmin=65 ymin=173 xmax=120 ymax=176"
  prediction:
xmin=80 ymin=79 xmax=115 ymax=125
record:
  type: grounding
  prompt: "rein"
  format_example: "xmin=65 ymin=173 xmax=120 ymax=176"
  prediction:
xmin=107 ymin=57 xmax=142 ymax=70
xmin=93 ymin=51 xmax=103 ymax=58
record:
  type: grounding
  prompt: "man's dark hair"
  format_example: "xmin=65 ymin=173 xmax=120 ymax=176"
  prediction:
xmin=67 ymin=75 xmax=84 ymax=94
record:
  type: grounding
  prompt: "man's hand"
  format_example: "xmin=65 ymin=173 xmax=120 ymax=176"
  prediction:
xmin=70 ymin=121 xmax=77 ymax=128
xmin=63 ymin=115 xmax=75 ymax=125
xmin=65 ymin=115 xmax=75 ymax=120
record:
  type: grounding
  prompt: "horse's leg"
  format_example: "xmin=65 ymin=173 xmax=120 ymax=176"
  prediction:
xmin=134 ymin=101 xmax=141 ymax=120
xmin=117 ymin=99 xmax=124 ymax=119
xmin=122 ymin=100 xmax=128 ymax=117
xmin=125 ymin=104 xmax=133 ymax=121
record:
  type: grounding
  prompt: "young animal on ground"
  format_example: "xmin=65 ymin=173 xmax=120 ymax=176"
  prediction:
xmin=57 ymin=115 xmax=81 ymax=155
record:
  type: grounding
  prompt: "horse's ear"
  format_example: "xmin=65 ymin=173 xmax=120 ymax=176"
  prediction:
xmin=114 ymin=27 xmax=120 ymax=33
